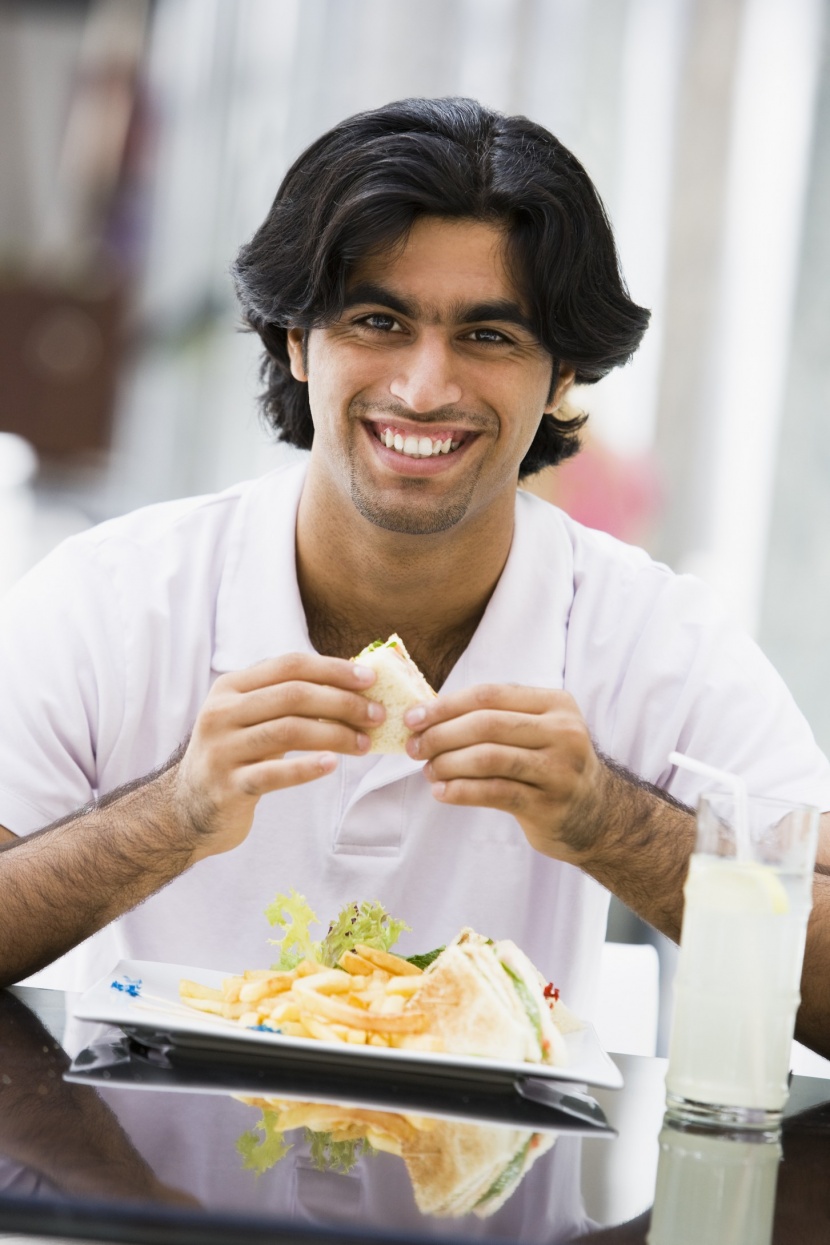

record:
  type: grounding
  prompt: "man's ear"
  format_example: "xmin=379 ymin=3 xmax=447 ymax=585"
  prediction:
xmin=286 ymin=328 xmax=308 ymax=382
xmin=545 ymin=366 xmax=576 ymax=414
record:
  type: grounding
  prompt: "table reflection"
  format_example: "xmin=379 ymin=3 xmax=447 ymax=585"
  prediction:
xmin=0 ymin=987 xmax=594 ymax=1241
xmin=2 ymin=985 xmax=830 ymax=1243
xmin=649 ymin=1120 xmax=781 ymax=1245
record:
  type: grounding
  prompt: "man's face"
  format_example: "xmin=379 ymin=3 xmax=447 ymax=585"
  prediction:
xmin=288 ymin=216 xmax=572 ymax=536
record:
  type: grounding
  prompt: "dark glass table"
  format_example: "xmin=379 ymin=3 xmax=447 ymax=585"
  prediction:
xmin=1 ymin=984 xmax=829 ymax=1244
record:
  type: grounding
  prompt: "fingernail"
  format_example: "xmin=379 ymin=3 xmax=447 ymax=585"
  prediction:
xmin=407 ymin=735 xmax=420 ymax=757
xmin=367 ymin=701 xmax=384 ymax=722
xmin=404 ymin=705 xmax=427 ymax=726
xmin=356 ymin=732 xmax=371 ymax=752
xmin=431 ymin=781 xmax=447 ymax=799
xmin=352 ymin=664 xmax=374 ymax=684
xmin=318 ymin=753 xmax=337 ymax=773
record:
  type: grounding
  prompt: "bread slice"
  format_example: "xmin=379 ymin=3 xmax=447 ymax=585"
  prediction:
xmin=352 ymin=634 xmax=436 ymax=753
xmin=410 ymin=928 xmax=577 ymax=1067
xmin=403 ymin=1119 xmax=555 ymax=1218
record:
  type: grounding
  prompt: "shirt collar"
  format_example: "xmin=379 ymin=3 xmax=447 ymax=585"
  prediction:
xmin=213 ymin=458 xmax=312 ymax=673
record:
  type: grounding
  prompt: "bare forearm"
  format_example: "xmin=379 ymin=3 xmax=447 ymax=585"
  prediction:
xmin=0 ymin=657 xmax=383 ymax=988
xmin=569 ymin=757 xmax=696 ymax=943
xmin=0 ymin=761 xmax=198 ymax=987
xmin=794 ymin=870 xmax=830 ymax=1059
xmin=0 ymin=990 xmax=197 ymax=1205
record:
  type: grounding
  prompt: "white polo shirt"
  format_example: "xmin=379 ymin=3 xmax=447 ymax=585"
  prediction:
xmin=1 ymin=459 xmax=828 ymax=1006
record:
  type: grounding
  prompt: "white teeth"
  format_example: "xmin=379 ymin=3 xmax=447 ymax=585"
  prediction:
xmin=377 ymin=427 xmax=463 ymax=457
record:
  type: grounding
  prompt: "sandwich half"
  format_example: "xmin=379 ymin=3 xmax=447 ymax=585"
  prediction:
xmin=403 ymin=1119 xmax=555 ymax=1218
xmin=352 ymin=634 xmax=437 ymax=753
xmin=409 ymin=928 xmax=578 ymax=1066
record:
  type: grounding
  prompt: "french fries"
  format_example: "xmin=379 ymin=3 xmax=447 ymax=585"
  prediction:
xmin=179 ymin=945 xmax=443 ymax=1051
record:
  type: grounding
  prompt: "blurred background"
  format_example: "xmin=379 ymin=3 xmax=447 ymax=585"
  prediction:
xmin=2 ymin=0 xmax=829 ymax=1061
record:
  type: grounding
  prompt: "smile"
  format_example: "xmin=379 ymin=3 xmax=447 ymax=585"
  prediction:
xmin=370 ymin=423 xmax=468 ymax=459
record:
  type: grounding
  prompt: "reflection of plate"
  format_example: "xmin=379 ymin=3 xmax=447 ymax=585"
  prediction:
xmin=66 ymin=1037 xmax=615 ymax=1135
xmin=73 ymin=958 xmax=623 ymax=1091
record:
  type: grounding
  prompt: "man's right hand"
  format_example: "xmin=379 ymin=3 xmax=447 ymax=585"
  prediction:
xmin=171 ymin=653 xmax=382 ymax=859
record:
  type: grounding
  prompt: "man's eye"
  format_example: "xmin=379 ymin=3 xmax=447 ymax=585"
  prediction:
xmin=361 ymin=313 xmax=401 ymax=332
xmin=468 ymin=328 xmax=509 ymax=344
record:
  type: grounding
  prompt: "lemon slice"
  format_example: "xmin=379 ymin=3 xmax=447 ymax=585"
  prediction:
xmin=685 ymin=858 xmax=790 ymax=915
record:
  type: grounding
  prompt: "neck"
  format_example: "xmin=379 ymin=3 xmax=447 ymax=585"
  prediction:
xmin=295 ymin=468 xmax=515 ymax=689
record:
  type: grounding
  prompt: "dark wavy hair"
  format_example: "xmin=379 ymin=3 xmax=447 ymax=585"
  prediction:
xmin=232 ymin=97 xmax=650 ymax=477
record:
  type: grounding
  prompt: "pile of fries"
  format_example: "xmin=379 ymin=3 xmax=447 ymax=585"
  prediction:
xmin=179 ymin=944 xmax=440 ymax=1051
xmin=236 ymin=1097 xmax=435 ymax=1156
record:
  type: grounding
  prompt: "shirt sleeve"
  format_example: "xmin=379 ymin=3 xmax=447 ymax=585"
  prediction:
xmin=565 ymin=537 xmax=830 ymax=812
xmin=0 ymin=537 xmax=127 ymax=834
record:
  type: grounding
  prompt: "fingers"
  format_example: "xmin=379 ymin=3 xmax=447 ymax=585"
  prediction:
xmin=233 ymin=715 xmax=372 ymax=763
xmin=400 ymin=683 xmax=602 ymax=857
xmin=227 ymin=653 xmax=375 ymax=696
xmin=213 ymin=678 xmax=383 ymax=735
xmin=423 ymin=742 xmax=551 ymax=788
xmin=429 ymin=774 xmax=531 ymax=815
xmin=406 ymin=689 xmax=585 ymax=764
xmin=405 ymin=683 xmax=558 ymax=733
xmin=199 ymin=654 xmax=384 ymax=761
xmin=234 ymin=752 xmax=339 ymax=798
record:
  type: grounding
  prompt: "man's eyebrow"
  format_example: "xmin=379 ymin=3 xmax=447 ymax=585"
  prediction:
xmin=341 ymin=282 xmax=416 ymax=318
xmin=341 ymin=283 xmax=537 ymax=336
xmin=455 ymin=300 xmax=536 ymax=335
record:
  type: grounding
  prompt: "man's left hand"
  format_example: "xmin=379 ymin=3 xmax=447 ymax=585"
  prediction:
xmin=405 ymin=685 xmax=610 ymax=862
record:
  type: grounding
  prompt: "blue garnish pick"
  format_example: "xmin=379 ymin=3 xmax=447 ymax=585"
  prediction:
xmin=110 ymin=976 xmax=142 ymax=998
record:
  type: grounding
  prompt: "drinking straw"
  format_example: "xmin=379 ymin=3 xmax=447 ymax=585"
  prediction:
xmin=668 ymin=751 xmax=751 ymax=861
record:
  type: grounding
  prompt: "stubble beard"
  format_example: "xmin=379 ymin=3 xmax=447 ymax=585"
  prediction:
xmin=345 ymin=398 xmax=492 ymax=535
xmin=347 ymin=444 xmax=482 ymax=535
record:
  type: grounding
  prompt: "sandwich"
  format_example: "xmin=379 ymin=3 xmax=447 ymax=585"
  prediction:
xmin=410 ymin=929 xmax=580 ymax=1066
xmin=402 ymin=1119 xmax=556 ymax=1218
xmin=352 ymin=634 xmax=437 ymax=753
xmin=237 ymin=1096 xmax=554 ymax=1219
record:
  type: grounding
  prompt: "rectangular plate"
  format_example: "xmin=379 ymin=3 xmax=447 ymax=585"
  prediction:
xmin=72 ymin=958 xmax=624 ymax=1091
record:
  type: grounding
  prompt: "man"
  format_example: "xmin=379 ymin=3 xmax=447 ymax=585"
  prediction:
xmin=0 ymin=99 xmax=828 ymax=1044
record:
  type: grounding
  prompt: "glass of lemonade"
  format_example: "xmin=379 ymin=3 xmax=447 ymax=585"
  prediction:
xmin=665 ymin=792 xmax=819 ymax=1130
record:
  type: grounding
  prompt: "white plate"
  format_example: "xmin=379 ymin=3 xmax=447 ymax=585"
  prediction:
xmin=72 ymin=958 xmax=623 ymax=1091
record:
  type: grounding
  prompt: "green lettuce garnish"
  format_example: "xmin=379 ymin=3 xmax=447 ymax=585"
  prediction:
xmin=237 ymin=1110 xmax=375 ymax=1178
xmin=265 ymin=889 xmax=323 ymax=970
xmin=320 ymin=900 xmax=410 ymax=967
xmin=307 ymin=1129 xmax=375 ymax=1174
xmin=475 ymin=1137 xmax=533 ymax=1207
xmin=406 ymin=946 xmax=444 ymax=971
xmin=265 ymin=889 xmax=410 ymax=971
xmin=236 ymin=1113 xmax=293 ymax=1175
xmin=501 ymin=963 xmax=543 ymax=1046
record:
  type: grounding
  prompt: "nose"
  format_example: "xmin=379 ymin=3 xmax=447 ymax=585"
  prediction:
xmin=388 ymin=335 xmax=463 ymax=411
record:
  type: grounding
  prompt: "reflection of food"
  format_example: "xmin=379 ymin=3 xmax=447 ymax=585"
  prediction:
xmin=236 ymin=1097 xmax=555 ymax=1219
xmin=405 ymin=1118 xmax=555 ymax=1218
xmin=180 ymin=929 xmax=579 ymax=1065
xmin=352 ymin=634 xmax=437 ymax=753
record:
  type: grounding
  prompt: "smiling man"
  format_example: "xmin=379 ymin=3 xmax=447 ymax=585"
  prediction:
xmin=291 ymin=216 xmax=576 ymax=686
xmin=0 ymin=99 xmax=829 ymax=1050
